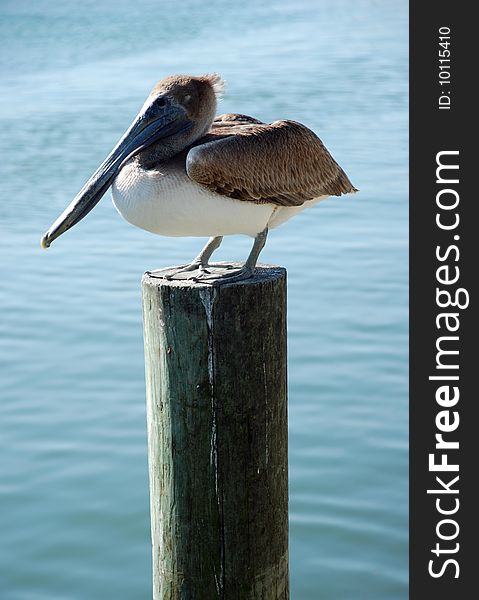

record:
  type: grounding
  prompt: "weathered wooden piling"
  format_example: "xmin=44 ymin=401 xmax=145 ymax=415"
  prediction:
xmin=141 ymin=265 xmax=289 ymax=600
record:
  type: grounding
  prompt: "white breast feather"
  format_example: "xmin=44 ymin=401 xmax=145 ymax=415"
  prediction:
xmin=111 ymin=162 xmax=329 ymax=238
xmin=111 ymin=162 xmax=276 ymax=237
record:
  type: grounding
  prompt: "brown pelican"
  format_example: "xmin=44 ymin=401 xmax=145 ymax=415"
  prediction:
xmin=41 ymin=74 xmax=357 ymax=283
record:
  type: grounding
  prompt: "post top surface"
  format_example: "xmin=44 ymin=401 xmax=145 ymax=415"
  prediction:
xmin=142 ymin=263 xmax=286 ymax=289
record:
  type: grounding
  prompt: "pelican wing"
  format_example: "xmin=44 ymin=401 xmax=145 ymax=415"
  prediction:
xmin=186 ymin=115 xmax=357 ymax=207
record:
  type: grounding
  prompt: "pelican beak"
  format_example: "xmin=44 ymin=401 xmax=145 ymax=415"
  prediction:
xmin=41 ymin=101 xmax=191 ymax=248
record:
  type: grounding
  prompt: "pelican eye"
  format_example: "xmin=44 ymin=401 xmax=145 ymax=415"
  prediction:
xmin=156 ymin=97 xmax=167 ymax=108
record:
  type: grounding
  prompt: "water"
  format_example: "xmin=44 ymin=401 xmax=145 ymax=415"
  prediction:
xmin=0 ymin=1 xmax=408 ymax=598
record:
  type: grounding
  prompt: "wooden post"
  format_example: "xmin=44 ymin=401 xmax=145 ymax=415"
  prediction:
xmin=141 ymin=265 xmax=289 ymax=600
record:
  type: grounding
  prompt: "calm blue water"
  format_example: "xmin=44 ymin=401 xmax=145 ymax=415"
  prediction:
xmin=0 ymin=1 xmax=408 ymax=598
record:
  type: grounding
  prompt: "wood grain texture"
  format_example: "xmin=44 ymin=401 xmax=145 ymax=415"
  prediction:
xmin=141 ymin=266 xmax=289 ymax=599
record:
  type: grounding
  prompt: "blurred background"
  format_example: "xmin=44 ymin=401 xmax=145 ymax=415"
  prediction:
xmin=0 ymin=0 xmax=408 ymax=598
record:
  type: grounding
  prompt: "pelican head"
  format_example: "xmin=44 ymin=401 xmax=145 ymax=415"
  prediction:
xmin=41 ymin=73 xmax=223 ymax=248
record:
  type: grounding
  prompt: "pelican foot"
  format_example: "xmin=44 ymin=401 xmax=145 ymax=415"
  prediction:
xmin=192 ymin=265 xmax=255 ymax=285
xmin=207 ymin=262 xmax=236 ymax=270
xmin=148 ymin=263 xmax=210 ymax=281
xmin=147 ymin=263 xmax=249 ymax=284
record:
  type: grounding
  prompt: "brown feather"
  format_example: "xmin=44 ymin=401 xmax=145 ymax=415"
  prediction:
xmin=186 ymin=116 xmax=357 ymax=207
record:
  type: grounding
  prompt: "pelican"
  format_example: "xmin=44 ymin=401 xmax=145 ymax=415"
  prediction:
xmin=41 ymin=74 xmax=357 ymax=283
